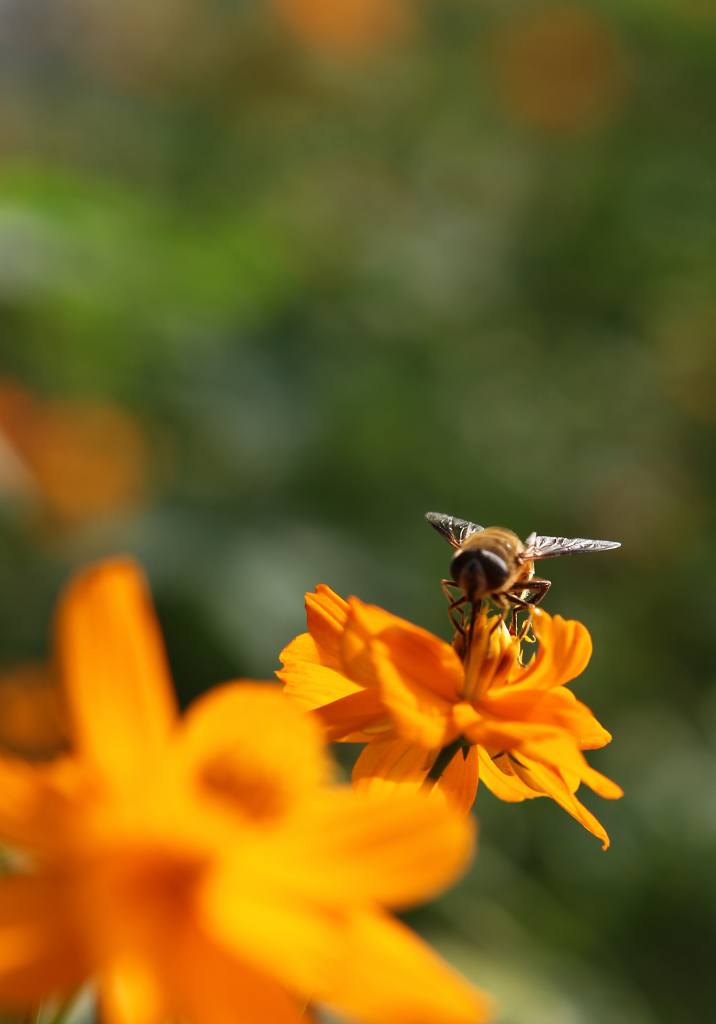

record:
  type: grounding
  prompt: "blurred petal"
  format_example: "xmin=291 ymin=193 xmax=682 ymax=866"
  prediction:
xmin=204 ymin=870 xmax=489 ymax=1024
xmin=175 ymin=683 xmax=332 ymax=823
xmin=277 ymin=787 xmax=475 ymax=908
xmin=0 ymin=756 xmax=84 ymax=853
xmin=0 ymin=871 xmax=88 ymax=1007
xmin=353 ymin=737 xmax=479 ymax=814
xmin=56 ymin=560 xmax=177 ymax=790
xmin=100 ymin=956 xmax=168 ymax=1024
xmin=319 ymin=911 xmax=491 ymax=1024
xmin=199 ymin=777 xmax=476 ymax=1005
xmin=199 ymin=866 xmax=342 ymax=996
xmin=172 ymin=923 xmax=302 ymax=1024
xmin=0 ymin=662 xmax=68 ymax=761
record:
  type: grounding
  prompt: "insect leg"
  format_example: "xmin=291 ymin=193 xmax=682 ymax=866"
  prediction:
xmin=509 ymin=606 xmax=519 ymax=635
xmin=440 ymin=578 xmax=463 ymax=605
xmin=502 ymin=591 xmax=535 ymax=636
xmin=507 ymin=577 xmax=552 ymax=608
xmin=505 ymin=579 xmax=551 ymax=638
xmin=441 ymin=579 xmax=468 ymax=637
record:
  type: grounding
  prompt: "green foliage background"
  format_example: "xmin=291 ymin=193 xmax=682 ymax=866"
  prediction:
xmin=1 ymin=2 xmax=715 ymax=1021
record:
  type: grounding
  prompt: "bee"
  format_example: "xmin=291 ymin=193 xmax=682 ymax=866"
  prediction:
xmin=426 ymin=511 xmax=620 ymax=631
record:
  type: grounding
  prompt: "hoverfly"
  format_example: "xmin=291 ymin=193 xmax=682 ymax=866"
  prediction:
xmin=426 ymin=511 xmax=620 ymax=635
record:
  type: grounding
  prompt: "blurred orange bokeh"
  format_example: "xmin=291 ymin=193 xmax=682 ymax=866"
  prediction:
xmin=274 ymin=0 xmax=412 ymax=54
xmin=492 ymin=6 xmax=627 ymax=135
xmin=0 ymin=381 xmax=148 ymax=527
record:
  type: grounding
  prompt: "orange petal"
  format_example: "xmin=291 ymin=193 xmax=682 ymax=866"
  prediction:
xmin=55 ymin=559 xmax=178 ymax=791
xmin=278 ymin=636 xmax=366 ymax=709
xmin=580 ymin=763 xmax=624 ymax=800
xmin=339 ymin=599 xmax=460 ymax=747
xmin=353 ymin=737 xmax=479 ymax=815
xmin=453 ymin=701 xmax=562 ymax=751
xmin=371 ymin=641 xmax=455 ymax=747
xmin=202 ymin=848 xmax=486 ymax=1021
xmin=174 ymin=682 xmax=333 ymax=826
xmin=279 ymin=622 xmax=386 ymax=740
xmin=204 ymin=886 xmax=480 ymax=1024
xmin=0 ymin=756 xmax=85 ymax=854
xmin=305 ymin=585 xmax=349 ymax=666
xmin=171 ymin=922 xmax=303 ymax=1024
xmin=199 ymin=767 xmax=475 ymax=1005
xmin=319 ymin=910 xmax=491 ymax=1024
xmin=313 ymin=688 xmax=386 ymax=742
xmin=352 ymin=736 xmax=432 ymax=793
xmin=199 ymin=864 xmax=343 ymax=997
xmin=480 ymin=686 xmax=613 ymax=749
xmin=0 ymin=662 xmax=68 ymax=761
xmin=517 ymin=610 xmax=592 ymax=689
xmin=279 ymin=786 xmax=475 ymax=908
xmin=438 ymin=743 xmax=480 ymax=815
xmin=509 ymin=755 xmax=612 ymax=848
xmin=100 ymin=956 xmax=168 ymax=1024
xmin=518 ymin=734 xmax=622 ymax=800
xmin=477 ymin=750 xmax=532 ymax=803
xmin=344 ymin=598 xmax=463 ymax=700
xmin=0 ymin=870 xmax=88 ymax=1008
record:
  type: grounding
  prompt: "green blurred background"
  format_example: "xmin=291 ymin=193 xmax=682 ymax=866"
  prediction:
xmin=0 ymin=1 xmax=714 ymax=1021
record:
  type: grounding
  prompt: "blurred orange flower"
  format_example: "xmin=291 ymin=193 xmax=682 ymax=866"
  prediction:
xmin=0 ymin=561 xmax=488 ymax=1024
xmin=274 ymin=0 xmax=411 ymax=55
xmin=491 ymin=6 xmax=626 ymax=135
xmin=280 ymin=588 xmax=622 ymax=847
xmin=0 ymin=380 xmax=147 ymax=527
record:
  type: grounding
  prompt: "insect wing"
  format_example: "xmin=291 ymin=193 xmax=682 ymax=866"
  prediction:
xmin=425 ymin=511 xmax=484 ymax=549
xmin=522 ymin=533 xmax=621 ymax=560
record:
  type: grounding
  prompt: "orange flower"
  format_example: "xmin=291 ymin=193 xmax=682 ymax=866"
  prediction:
xmin=279 ymin=587 xmax=623 ymax=848
xmin=491 ymin=7 xmax=626 ymax=136
xmin=0 ymin=380 xmax=147 ymax=527
xmin=0 ymin=561 xmax=488 ymax=1024
xmin=274 ymin=0 xmax=411 ymax=55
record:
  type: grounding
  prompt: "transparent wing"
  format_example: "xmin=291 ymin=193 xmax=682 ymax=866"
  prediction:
xmin=522 ymin=533 xmax=621 ymax=560
xmin=425 ymin=511 xmax=484 ymax=550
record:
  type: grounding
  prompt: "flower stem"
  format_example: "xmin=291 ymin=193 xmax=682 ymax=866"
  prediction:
xmin=29 ymin=993 xmax=80 ymax=1024
xmin=421 ymin=738 xmax=466 ymax=792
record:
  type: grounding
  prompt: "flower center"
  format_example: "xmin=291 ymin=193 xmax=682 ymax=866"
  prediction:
xmin=460 ymin=611 xmax=519 ymax=702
